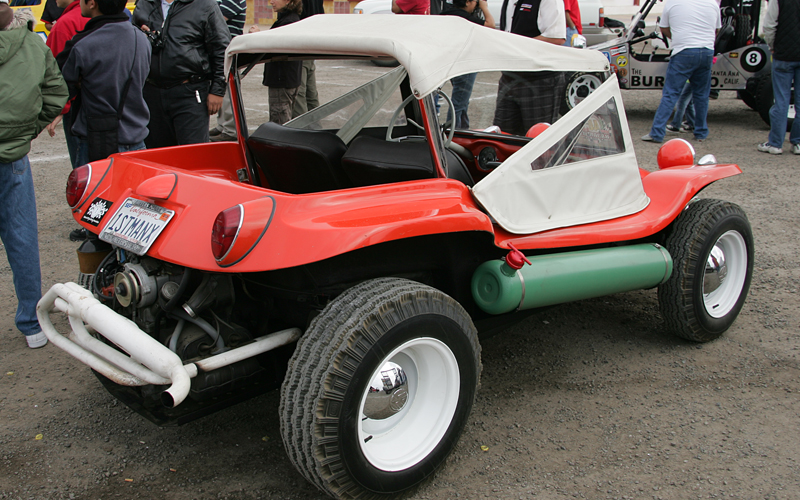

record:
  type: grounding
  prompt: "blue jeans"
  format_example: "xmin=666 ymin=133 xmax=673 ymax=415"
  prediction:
xmin=450 ymin=73 xmax=478 ymax=129
xmin=75 ymin=139 xmax=146 ymax=167
xmin=669 ymin=80 xmax=696 ymax=129
xmin=649 ymin=48 xmax=713 ymax=141
xmin=564 ymin=27 xmax=579 ymax=47
xmin=0 ymin=155 xmax=42 ymax=336
xmin=767 ymin=59 xmax=800 ymax=148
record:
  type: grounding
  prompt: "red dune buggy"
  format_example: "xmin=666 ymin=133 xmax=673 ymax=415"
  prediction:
xmin=39 ymin=15 xmax=753 ymax=500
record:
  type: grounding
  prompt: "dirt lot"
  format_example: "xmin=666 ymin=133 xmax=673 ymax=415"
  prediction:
xmin=1 ymin=64 xmax=799 ymax=500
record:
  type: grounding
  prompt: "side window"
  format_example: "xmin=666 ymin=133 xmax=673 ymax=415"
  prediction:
xmin=531 ymin=97 xmax=625 ymax=171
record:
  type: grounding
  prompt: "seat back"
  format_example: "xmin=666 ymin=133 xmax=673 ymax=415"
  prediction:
xmin=714 ymin=24 xmax=734 ymax=54
xmin=341 ymin=136 xmax=436 ymax=187
xmin=246 ymin=122 xmax=350 ymax=194
xmin=341 ymin=135 xmax=474 ymax=187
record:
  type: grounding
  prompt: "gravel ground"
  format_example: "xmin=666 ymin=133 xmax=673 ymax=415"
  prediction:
xmin=1 ymin=61 xmax=799 ymax=500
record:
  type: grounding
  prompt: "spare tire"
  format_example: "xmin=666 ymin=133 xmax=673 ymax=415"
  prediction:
xmin=733 ymin=14 xmax=751 ymax=49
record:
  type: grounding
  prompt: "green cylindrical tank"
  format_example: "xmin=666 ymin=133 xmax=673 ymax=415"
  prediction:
xmin=471 ymin=243 xmax=673 ymax=315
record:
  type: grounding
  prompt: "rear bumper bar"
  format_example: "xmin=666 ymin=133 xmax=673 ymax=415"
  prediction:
xmin=37 ymin=283 xmax=300 ymax=407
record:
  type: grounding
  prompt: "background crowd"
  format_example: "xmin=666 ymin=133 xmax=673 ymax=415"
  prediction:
xmin=0 ymin=0 xmax=797 ymax=351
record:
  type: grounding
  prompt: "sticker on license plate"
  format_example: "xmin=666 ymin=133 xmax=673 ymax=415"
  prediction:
xmin=99 ymin=198 xmax=175 ymax=255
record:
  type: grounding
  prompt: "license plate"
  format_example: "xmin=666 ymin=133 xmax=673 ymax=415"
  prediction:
xmin=99 ymin=198 xmax=175 ymax=255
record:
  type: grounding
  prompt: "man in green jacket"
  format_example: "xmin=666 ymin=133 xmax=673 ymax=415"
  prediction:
xmin=0 ymin=2 xmax=68 ymax=348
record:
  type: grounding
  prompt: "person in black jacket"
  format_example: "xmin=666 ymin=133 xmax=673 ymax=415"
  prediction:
xmin=250 ymin=0 xmax=302 ymax=125
xmin=133 ymin=0 xmax=230 ymax=147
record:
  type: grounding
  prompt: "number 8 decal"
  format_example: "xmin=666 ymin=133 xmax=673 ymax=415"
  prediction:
xmin=740 ymin=47 xmax=767 ymax=73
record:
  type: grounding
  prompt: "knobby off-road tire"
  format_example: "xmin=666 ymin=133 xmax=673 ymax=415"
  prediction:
xmin=658 ymin=199 xmax=753 ymax=343
xmin=280 ymin=278 xmax=481 ymax=500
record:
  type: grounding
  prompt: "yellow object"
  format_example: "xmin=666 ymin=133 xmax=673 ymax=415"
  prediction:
xmin=9 ymin=0 xmax=136 ymax=42
xmin=480 ymin=445 xmax=489 ymax=452
xmin=34 ymin=434 xmax=43 ymax=440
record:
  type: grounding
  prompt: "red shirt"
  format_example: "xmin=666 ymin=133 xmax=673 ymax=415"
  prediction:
xmin=395 ymin=0 xmax=429 ymax=15
xmin=46 ymin=0 xmax=88 ymax=114
xmin=46 ymin=0 xmax=89 ymax=57
xmin=563 ymin=0 xmax=582 ymax=34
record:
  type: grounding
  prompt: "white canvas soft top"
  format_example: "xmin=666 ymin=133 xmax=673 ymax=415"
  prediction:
xmin=472 ymin=75 xmax=649 ymax=234
xmin=225 ymin=15 xmax=610 ymax=98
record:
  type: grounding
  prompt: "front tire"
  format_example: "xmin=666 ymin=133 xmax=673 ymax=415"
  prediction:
xmin=658 ymin=199 xmax=754 ymax=342
xmin=280 ymin=278 xmax=481 ymax=499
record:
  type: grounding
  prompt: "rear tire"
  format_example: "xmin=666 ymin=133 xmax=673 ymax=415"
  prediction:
xmin=658 ymin=199 xmax=753 ymax=343
xmin=280 ymin=278 xmax=481 ymax=499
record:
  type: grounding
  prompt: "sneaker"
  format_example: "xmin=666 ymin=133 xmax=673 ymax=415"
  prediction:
xmin=69 ymin=228 xmax=87 ymax=242
xmin=209 ymin=127 xmax=222 ymax=137
xmin=666 ymin=124 xmax=682 ymax=133
xmin=680 ymin=123 xmax=694 ymax=133
xmin=793 ymin=143 xmax=800 ymax=155
xmin=26 ymin=332 xmax=47 ymax=349
xmin=641 ymin=134 xmax=662 ymax=143
xmin=757 ymin=142 xmax=782 ymax=155
xmin=209 ymin=132 xmax=237 ymax=142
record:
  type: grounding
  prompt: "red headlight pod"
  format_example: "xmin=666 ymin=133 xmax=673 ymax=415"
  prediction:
xmin=211 ymin=204 xmax=243 ymax=262
xmin=212 ymin=197 xmax=276 ymax=267
xmin=657 ymin=138 xmax=695 ymax=170
xmin=66 ymin=164 xmax=91 ymax=208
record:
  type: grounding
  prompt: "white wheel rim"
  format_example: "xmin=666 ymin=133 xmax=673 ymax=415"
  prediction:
xmin=567 ymin=74 xmax=603 ymax=108
xmin=703 ymin=230 xmax=748 ymax=318
xmin=357 ymin=337 xmax=460 ymax=471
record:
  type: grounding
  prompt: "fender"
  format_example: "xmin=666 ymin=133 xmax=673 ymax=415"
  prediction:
xmin=496 ymin=163 xmax=742 ymax=249
xmin=72 ymin=155 xmax=494 ymax=272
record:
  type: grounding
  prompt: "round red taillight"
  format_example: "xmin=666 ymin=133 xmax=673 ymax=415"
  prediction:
xmin=211 ymin=205 xmax=243 ymax=261
xmin=66 ymin=165 xmax=91 ymax=208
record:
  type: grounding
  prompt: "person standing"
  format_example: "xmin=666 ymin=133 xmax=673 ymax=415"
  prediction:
xmin=563 ymin=0 xmax=581 ymax=47
xmin=441 ymin=0 xmax=495 ymax=129
xmin=44 ymin=0 xmax=88 ymax=170
xmin=494 ymin=0 xmax=566 ymax=135
xmin=291 ymin=0 xmax=323 ymax=119
xmin=251 ymin=0 xmax=303 ymax=124
xmin=757 ymin=0 xmax=800 ymax=155
xmin=0 ymin=2 xmax=69 ymax=348
xmin=208 ymin=0 xmax=247 ymax=141
xmin=641 ymin=0 xmax=720 ymax=143
xmin=392 ymin=0 xmax=429 ymax=15
xmin=133 ymin=0 xmax=230 ymax=148
xmin=57 ymin=0 xmax=151 ymax=166
xmin=40 ymin=0 xmax=63 ymax=31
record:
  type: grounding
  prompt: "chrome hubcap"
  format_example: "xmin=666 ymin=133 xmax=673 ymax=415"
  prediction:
xmin=358 ymin=337 xmax=459 ymax=472
xmin=703 ymin=245 xmax=727 ymax=294
xmin=702 ymin=230 xmax=748 ymax=318
xmin=363 ymin=362 xmax=409 ymax=420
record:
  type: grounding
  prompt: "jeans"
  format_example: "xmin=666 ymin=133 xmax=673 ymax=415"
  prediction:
xmin=649 ymin=48 xmax=713 ymax=141
xmin=669 ymin=80 xmax=696 ymax=129
xmin=0 ymin=155 xmax=42 ymax=336
xmin=75 ymin=140 xmax=146 ymax=167
xmin=767 ymin=59 xmax=800 ymax=148
xmin=450 ymin=73 xmax=478 ymax=129
xmin=564 ymin=27 xmax=579 ymax=47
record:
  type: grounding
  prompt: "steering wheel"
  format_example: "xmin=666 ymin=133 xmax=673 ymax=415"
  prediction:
xmin=386 ymin=89 xmax=456 ymax=149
